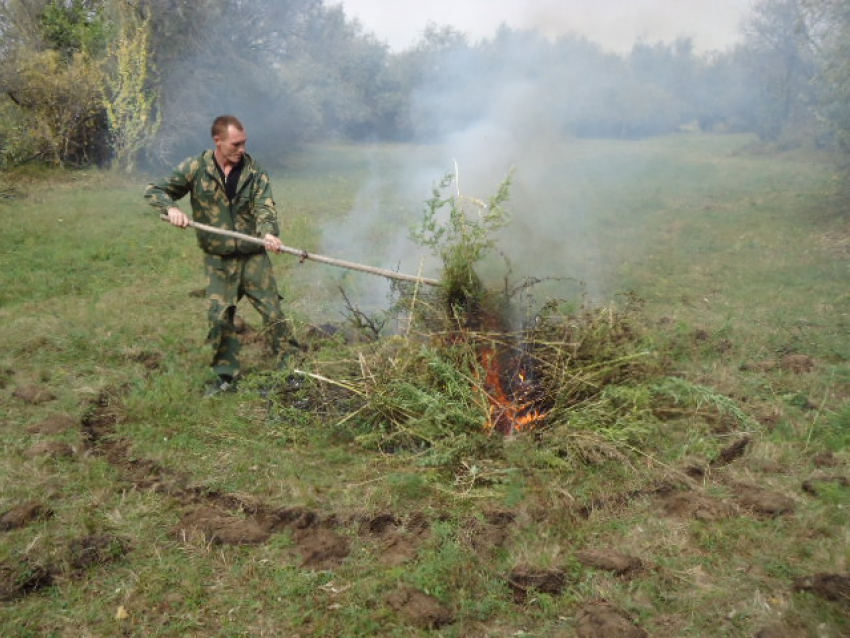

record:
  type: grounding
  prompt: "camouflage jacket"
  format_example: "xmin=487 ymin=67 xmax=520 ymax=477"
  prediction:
xmin=144 ymin=150 xmax=279 ymax=255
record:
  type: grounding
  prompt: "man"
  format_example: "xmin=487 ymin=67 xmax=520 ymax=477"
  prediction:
xmin=145 ymin=115 xmax=298 ymax=395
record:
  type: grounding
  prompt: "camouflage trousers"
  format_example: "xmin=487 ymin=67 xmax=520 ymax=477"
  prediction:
xmin=203 ymin=252 xmax=297 ymax=378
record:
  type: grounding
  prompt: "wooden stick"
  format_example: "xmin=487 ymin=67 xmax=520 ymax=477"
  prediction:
xmin=160 ymin=214 xmax=440 ymax=287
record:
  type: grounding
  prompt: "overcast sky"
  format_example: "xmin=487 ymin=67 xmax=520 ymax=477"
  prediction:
xmin=333 ymin=0 xmax=755 ymax=53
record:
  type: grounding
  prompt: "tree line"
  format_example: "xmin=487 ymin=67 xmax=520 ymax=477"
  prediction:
xmin=0 ymin=0 xmax=848 ymax=171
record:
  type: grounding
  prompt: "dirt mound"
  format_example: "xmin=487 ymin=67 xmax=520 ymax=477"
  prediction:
xmin=576 ymin=549 xmax=643 ymax=576
xmin=255 ymin=505 xmax=324 ymax=532
xmin=0 ymin=501 xmax=53 ymax=531
xmin=684 ymin=436 xmax=752 ymax=479
xmin=376 ymin=532 xmax=422 ymax=566
xmin=0 ymin=531 xmax=127 ymax=601
xmin=0 ymin=558 xmax=54 ymax=601
xmin=25 ymin=441 xmax=74 ymax=459
xmin=801 ymin=475 xmax=849 ymax=496
xmin=0 ymin=366 xmax=13 ymax=389
xmin=27 ymin=414 xmax=77 ymax=435
xmin=741 ymin=354 xmax=817 ymax=375
xmin=13 ymin=385 xmax=56 ymax=404
xmin=359 ymin=512 xmax=399 ymax=535
xmin=360 ymin=512 xmax=430 ymax=566
xmin=233 ymin=315 xmax=262 ymax=344
xmin=792 ymin=573 xmax=850 ymax=607
xmin=386 ymin=585 xmax=454 ymax=629
xmin=575 ymin=601 xmax=647 ymax=638
xmin=508 ymin=566 xmax=567 ymax=602
xmin=175 ymin=507 xmax=271 ymax=545
xmin=712 ymin=436 xmax=751 ymax=466
xmin=124 ymin=349 xmax=163 ymax=370
xmin=733 ymin=484 xmax=795 ymax=517
xmin=812 ymin=450 xmax=840 ymax=468
xmin=295 ymin=527 xmax=350 ymax=570
xmin=68 ymin=534 xmax=129 ymax=572
xmin=576 ymin=482 xmax=679 ymax=519
xmin=469 ymin=509 xmax=515 ymax=553
xmin=779 ymin=354 xmax=816 ymax=374
xmin=657 ymin=488 xmax=737 ymax=522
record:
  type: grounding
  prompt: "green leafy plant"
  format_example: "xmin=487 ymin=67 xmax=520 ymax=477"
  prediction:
xmin=412 ymin=168 xmax=514 ymax=321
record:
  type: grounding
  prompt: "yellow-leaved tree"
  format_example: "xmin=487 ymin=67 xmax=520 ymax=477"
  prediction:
xmin=103 ymin=12 xmax=160 ymax=172
xmin=4 ymin=48 xmax=105 ymax=165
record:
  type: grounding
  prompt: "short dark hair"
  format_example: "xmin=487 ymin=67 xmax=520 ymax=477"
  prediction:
xmin=211 ymin=115 xmax=244 ymax=139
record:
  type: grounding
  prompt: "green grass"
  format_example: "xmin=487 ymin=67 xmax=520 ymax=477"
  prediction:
xmin=1 ymin=135 xmax=848 ymax=637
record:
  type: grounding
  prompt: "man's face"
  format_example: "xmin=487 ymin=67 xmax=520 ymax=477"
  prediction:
xmin=215 ymin=125 xmax=247 ymax=165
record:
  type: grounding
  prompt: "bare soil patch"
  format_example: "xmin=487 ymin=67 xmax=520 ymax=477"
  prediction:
xmin=0 ymin=366 xmax=13 ymax=389
xmin=575 ymin=600 xmax=647 ymax=638
xmin=295 ymin=527 xmax=350 ymax=570
xmin=124 ymin=349 xmax=164 ymax=370
xmin=741 ymin=354 xmax=817 ymax=375
xmin=508 ymin=565 xmax=567 ymax=602
xmin=683 ymin=435 xmax=752 ymax=479
xmin=25 ymin=441 xmax=74 ymax=459
xmin=386 ymin=585 xmax=454 ymax=629
xmin=13 ymin=385 xmax=56 ymax=404
xmin=576 ymin=482 xmax=674 ymax=519
xmin=469 ymin=509 xmax=515 ymax=554
xmin=657 ymin=488 xmax=738 ymax=522
xmin=792 ymin=573 xmax=850 ymax=607
xmin=175 ymin=507 xmax=271 ymax=545
xmin=812 ymin=450 xmax=840 ymax=468
xmin=576 ymin=549 xmax=643 ymax=576
xmin=733 ymin=483 xmax=795 ymax=517
xmin=27 ymin=414 xmax=77 ymax=435
xmin=67 ymin=533 xmax=129 ymax=572
xmin=779 ymin=354 xmax=817 ymax=374
xmin=711 ymin=435 xmax=751 ymax=467
xmin=0 ymin=501 xmax=53 ymax=531
xmin=0 ymin=532 xmax=127 ymax=601
xmin=0 ymin=558 xmax=54 ymax=601
xmin=360 ymin=512 xmax=430 ymax=566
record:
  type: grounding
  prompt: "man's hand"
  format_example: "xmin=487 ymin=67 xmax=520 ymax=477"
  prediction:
xmin=264 ymin=234 xmax=283 ymax=252
xmin=167 ymin=207 xmax=190 ymax=228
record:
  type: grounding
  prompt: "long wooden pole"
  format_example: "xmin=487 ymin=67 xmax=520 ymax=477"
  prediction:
xmin=160 ymin=214 xmax=441 ymax=287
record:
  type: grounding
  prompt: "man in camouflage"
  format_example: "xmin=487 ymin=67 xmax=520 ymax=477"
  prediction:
xmin=144 ymin=115 xmax=298 ymax=395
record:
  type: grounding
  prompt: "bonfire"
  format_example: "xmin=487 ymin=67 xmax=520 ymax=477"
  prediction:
xmin=257 ymin=171 xmax=749 ymax=471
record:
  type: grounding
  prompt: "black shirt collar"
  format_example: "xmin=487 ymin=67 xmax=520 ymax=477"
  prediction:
xmin=213 ymin=156 xmax=244 ymax=201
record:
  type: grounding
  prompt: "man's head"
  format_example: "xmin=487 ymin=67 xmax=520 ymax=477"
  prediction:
xmin=212 ymin=115 xmax=247 ymax=167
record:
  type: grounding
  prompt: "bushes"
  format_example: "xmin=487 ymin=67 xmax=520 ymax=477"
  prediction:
xmin=1 ymin=49 xmax=106 ymax=166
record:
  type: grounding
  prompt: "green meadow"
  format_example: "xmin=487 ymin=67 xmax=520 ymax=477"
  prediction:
xmin=1 ymin=134 xmax=848 ymax=637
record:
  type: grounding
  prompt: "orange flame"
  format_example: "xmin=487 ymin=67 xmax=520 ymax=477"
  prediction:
xmin=480 ymin=347 xmax=547 ymax=435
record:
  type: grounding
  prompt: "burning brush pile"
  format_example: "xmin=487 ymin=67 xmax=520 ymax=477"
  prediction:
xmin=269 ymin=173 xmax=749 ymax=468
xmin=343 ymin=292 xmax=659 ymax=466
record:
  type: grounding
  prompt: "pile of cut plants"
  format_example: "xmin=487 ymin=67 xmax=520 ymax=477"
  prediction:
xmin=255 ymin=173 xmax=755 ymax=477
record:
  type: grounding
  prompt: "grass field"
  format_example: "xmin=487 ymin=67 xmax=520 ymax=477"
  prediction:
xmin=0 ymin=134 xmax=848 ymax=637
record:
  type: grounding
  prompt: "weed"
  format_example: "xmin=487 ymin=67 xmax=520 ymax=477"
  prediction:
xmin=412 ymin=168 xmax=513 ymax=322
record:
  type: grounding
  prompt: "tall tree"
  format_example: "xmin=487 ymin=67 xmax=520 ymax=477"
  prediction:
xmin=102 ymin=4 xmax=159 ymax=171
xmin=802 ymin=0 xmax=850 ymax=160
xmin=741 ymin=0 xmax=817 ymax=143
xmin=130 ymin=0 xmax=332 ymax=165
